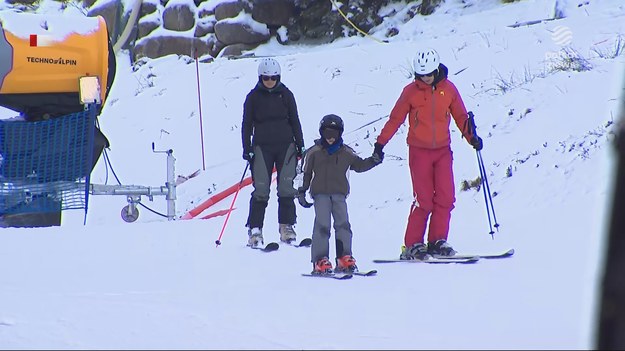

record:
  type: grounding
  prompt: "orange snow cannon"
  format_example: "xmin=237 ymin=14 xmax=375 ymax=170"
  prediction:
xmin=0 ymin=12 xmax=115 ymax=120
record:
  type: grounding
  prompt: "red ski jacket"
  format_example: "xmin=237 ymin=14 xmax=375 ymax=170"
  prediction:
xmin=377 ymin=65 xmax=474 ymax=149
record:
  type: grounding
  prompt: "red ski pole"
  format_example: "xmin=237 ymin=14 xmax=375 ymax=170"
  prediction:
xmin=215 ymin=162 xmax=250 ymax=247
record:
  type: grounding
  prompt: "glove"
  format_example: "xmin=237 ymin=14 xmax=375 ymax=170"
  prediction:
xmin=243 ymin=150 xmax=254 ymax=162
xmin=470 ymin=136 xmax=483 ymax=151
xmin=296 ymin=145 xmax=305 ymax=159
xmin=373 ymin=142 xmax=385 ymax=162
xmin=371 ymin=152 xmax=383 ymax=165
xmin=296 ymin=187 xmax=313 ymax=208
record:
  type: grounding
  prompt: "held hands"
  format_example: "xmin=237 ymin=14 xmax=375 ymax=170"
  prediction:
xmin=470 ymin=136 xmax=483 ymax=151
xmin=371 ymin=152 xmax=383 ymax=164
xmin=296 ymin=187 xmax=313 ymax=208
xmin=372 ymin=142 xmax=385 ymax=164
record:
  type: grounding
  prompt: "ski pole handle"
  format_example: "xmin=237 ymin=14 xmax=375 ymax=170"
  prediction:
xmin=467 ymin=111 xmax=478 ymax=137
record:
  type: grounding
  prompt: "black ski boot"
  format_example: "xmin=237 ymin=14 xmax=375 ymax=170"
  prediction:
xmin=427 ymin=239 xmax=457 ymax=257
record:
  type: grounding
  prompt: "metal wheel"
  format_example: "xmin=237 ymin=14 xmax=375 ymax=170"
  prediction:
xmin=121 ymin=205 xmax=139 ymax=223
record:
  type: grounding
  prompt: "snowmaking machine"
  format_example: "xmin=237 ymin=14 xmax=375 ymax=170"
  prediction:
xmin=0 ymin=11 xmax=115 ymax=227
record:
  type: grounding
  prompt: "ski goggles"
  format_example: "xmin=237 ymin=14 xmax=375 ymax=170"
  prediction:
xmin=416 ymin=69 xmax=438 ymax=78
xmin=261 ymin=75 xmax=279 ymax=81
xmin=321 ymin=127 xmax=341 ymax=140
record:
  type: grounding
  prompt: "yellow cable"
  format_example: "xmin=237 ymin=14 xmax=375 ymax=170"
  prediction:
xmin=329 ymin=0 xmax=388 ymax=44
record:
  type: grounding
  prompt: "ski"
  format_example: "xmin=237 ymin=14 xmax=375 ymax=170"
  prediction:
xmin=249 ymin=242 xmax=280 ymax=252
xmin=352 ymin=270 xmax=377 ymax=276
xmin=334 ymin=269 xmax=378 ymax=276
xmin=301 ymin=273 xmax=353 ymax=280
xmin=432 ymin=248 xmax=514 ymax=260
xmin=285 ymin=237 xmax=312 ymax=248
xmin=373 ymin=257 xmax=479 ymax=264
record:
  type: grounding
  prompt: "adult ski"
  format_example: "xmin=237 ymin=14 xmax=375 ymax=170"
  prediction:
xmin=301 ymin=273 xmax=353 ymax=280
xmin=284 ymin=238 xmax=312 ymax=248
xmin=249 ymin=242 xmax=280 ymax=252
xmin=373 ymin=257 xmax=479 ymax=264
xmin=432 ymin=248 xmax=515 ymax=260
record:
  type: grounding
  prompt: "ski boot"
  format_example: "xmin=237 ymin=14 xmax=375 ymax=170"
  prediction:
xmin=247 ymin=227 xmax=264 ymax=247
xmin=279 ymin=223 xmax=297 ymax=244
xmin=400 ymin=243 xmax=430 ymax=260
xmin=312 ymin=257 xmax=333 ymax=275
xmin=427 ymin=239 xmax=457 ymax=257
xmin=335 ymin=255 xmax=358 ymax=273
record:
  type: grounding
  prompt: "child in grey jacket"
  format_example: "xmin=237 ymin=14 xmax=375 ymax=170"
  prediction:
xmin=297 ymin=114 xmax=383 ymax=275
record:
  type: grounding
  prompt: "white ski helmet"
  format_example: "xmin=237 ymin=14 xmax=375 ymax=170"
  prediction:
xmin=413 ymin=48 xmax=440 ymax=75
xmin=257 ymin=57 xmax=281 ymax=76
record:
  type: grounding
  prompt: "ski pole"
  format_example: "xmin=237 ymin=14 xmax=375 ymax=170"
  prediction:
xmin=215 ymin=162 xmax=249 ymax=247
xmin=467 ymin=111 xmax=500 ymax=237
xmin=476 ymin=150 xmax=495 ymax=237
xmin=477 ymin=150 xmax=499 ymax=234
xmin=194 ymin=48 xmax=206 ymax=171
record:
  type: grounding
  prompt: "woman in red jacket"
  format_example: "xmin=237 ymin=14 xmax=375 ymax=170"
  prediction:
xmin=373 ymin=48 xmax=482 ymax=259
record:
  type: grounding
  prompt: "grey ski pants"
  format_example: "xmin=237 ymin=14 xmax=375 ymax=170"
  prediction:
xmin=311 ymin=194 xmax=353 ymax=263
xmin=246 ymin=143 xmax=298 ymax=229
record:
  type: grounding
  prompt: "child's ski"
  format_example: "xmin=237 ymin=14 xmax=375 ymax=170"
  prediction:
xmin=334 ymin=269 xmax=377 ymax=276
xmin=352 ymin=270 xmax=377 ymax=276
xmin=301 ymin=273 xmax=353 ymax=279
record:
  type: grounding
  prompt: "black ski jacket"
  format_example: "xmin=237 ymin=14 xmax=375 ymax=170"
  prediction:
xmin=241 ymin=81 xmax=304 ymax=153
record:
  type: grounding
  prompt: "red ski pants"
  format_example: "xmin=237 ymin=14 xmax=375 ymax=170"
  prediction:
xmin=404 ymin=145 xmax=456 ymax=247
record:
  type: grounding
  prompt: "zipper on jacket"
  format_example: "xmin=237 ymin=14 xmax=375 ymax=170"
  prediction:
xmin=431 ymin=85 xmax=437 ymax=148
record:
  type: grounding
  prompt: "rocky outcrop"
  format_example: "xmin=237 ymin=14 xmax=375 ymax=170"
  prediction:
xmin=85 ymin=0 xmax=442 ymax=61
xmin=134 ymin=35 xmax=211 ymax=59
xmin=162 ymin=2 xmax=195 ymax=31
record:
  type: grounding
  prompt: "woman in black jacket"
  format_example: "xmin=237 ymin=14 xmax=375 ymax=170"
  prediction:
xmin=241 ymin=58 xmax=305 ymax=247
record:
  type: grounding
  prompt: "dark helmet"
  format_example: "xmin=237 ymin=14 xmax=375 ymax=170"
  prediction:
xmin=319 ymin=114 xmax=344 ymax=136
